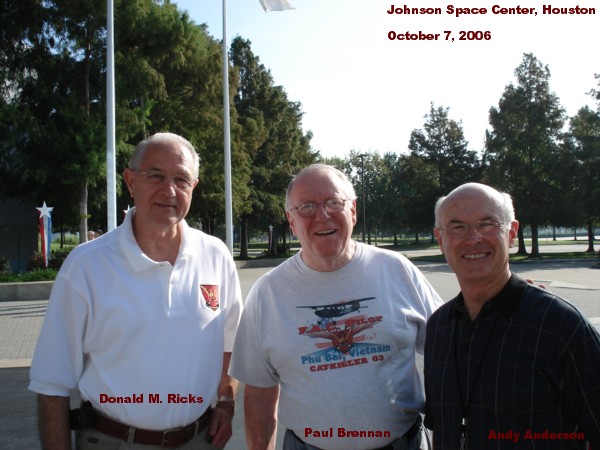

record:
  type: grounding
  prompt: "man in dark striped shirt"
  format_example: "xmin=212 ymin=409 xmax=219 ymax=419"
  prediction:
xmin=424 ymin=182 xmax=600 ymax=449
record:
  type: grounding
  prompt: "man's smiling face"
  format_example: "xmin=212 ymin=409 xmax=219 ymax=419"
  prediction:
xmin=286 ymin=167 xmax=357 ymax=272
xmin=434 ymin=186 xmax=518 ymax=288
xmin=123 ymin=142 xmax=198 ymax=233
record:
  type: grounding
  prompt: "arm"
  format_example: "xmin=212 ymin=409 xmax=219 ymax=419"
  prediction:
xmin=38 ymin=394 xmax=71 ymax=450
xmin=563 ymin=322 xmax=600 ymax=448
xmin=244 ymin=384 xmax=280 ymax=450
xmin=207 ymin=352 xmax=238 ymax=448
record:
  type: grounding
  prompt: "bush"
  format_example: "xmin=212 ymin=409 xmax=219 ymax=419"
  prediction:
xmin=0 ymin=268 xmax=57 ymax=283
xmin=0 ymin=256 xmax=11 ymax=274
xmin=0 ymin=247 xmax=71 ymax=283
xmin=28 ymin=247 xmax=72 ymax=271
xmin=19 ymin=268 xmax=58 ymax=282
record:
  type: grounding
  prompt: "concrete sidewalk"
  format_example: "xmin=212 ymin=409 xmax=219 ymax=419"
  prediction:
xmin=1 ymin=250 xmax=599 ymax=449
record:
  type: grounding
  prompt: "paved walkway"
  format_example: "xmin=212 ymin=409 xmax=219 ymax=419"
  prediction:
xmin=0 ymin=301 xmax=46 ymax=367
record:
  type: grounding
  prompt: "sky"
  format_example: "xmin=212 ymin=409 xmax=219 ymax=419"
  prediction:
xmin=173 ymin=0 xmax=599 ymax=159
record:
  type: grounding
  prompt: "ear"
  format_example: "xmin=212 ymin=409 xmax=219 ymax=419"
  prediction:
xmin=286 ymin=211 xmax=296 ymax=236
xmin=434 ymin=227 xmax=444 ymax=254
xmin=123 ymin=168 xmax=136 ymax=197
xmin=350 ymin=199 xmax=357 ymax=226
xmin=508 ymin=220 xmax=519 ymax=247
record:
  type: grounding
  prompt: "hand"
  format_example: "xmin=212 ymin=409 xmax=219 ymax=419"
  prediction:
xmin=207 ymin=402 xmax=234 ymax=448
xmin=525 ymin=278 xmax=546 ymax=289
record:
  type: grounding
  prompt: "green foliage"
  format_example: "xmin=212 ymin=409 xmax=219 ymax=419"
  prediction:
xmin=27 ymin=248 xmax=72 ymax=271
xmin=484 ymin=53 xmax=567 ymax=256
xmin=0 ymin=268 xmax=58 ymax=283
xmin=0 ymin=256 xmax=11 ymax=274
xmin=409 ymin=103 xmax=480 ymax=194
xmin=401 ymin=104 xmax=482 ymax=236
xmin=229 ymin=37 xmax=316 ymax=257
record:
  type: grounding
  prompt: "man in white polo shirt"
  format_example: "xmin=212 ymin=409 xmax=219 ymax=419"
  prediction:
xmin=29 ymin=132 xmax=243 ymax=449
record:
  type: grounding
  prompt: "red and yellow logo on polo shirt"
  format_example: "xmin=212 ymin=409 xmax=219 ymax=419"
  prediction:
xmin=200 ymin=285 xmax=219 ymax=311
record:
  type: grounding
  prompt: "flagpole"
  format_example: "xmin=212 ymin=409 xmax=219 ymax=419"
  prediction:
xmin=106 ymin=0 xmax=117 ymax=232
xmin=222 ymin=0 xmax=234 ymax=254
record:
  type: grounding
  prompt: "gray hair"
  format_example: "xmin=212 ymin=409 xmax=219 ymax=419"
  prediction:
xmin=434 ymin=183 xmax=515 ymax=227
xmin=128 ymin=132 xmax=200 ymax=179
xmin=286 ymin=164 xmax=357 ymax=210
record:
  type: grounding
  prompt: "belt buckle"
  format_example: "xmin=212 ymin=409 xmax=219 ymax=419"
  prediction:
xmin=161 ymin=427 xmax=182 ymax=448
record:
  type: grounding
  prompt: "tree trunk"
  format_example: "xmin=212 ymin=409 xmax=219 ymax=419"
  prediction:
xmin=269 ymin=225 xmax=277 ymax=256
xmin=517 ymin=227 xmax=528 ymax=255
xmin=240 ymin=216 xmax=249 ymax=259
xmin=586 ymin=222 xmax=595 ymax=253
xmin=78 ymin=182 xmax=88 ymax=244
xmin=530 ymin=224 xmax=540 ymax=257
xmin=79 ymin=38 xmax=91 ymax=245
xmin=282 ymin=224 xmax=288 ymax=254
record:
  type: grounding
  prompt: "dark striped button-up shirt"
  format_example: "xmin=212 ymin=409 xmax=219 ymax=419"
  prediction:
xmin=424 ymin=274 xmax=600 ymax=449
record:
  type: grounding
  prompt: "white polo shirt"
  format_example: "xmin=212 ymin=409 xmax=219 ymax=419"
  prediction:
xmin=29 ymin=209 xmax=243 ymax=430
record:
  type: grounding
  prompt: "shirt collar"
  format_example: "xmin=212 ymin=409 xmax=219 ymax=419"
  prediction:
xmin=119 ymin=207 xmax=191 ymax=272
xmin=451 ymin=273 xmax=527 ymax=319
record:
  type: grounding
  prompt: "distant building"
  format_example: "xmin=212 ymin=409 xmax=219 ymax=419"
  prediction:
xmin=0 ymin=200 xmax=38 ymax=272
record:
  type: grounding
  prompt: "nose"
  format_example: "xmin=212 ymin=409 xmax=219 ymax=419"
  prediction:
xmin=464 ymin=224 xmax=484 ymax=240
xmin=158 ymin=177 xmax=178 ymax=193
xmin=314 ymin=202 xmax=331 ymax=219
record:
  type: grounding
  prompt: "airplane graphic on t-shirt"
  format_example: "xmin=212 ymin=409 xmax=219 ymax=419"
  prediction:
xmin=297 ymin=297 xmax=390 ymax=366
xmin=297 ymin=297 xmax=374 ymax=324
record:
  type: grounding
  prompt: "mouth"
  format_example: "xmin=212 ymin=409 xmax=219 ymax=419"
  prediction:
xmin=155 ymin=202 xmax=176 ymax=209
xmin=315 ymin=229 xmax=336 ymax=236
xmin=462 ymin=252 xmax=489 ymax=260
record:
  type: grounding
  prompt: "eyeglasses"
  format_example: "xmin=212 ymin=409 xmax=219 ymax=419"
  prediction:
xmin=138 ymin=170 xmax=196 ymax=190
xmin=439 ymin=219 xmax=508 ymax=238
xmin=289 ymin=198 xmax=349 ymax=218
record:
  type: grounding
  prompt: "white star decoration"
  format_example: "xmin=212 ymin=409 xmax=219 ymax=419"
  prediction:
xmin=124 ymin=205 xmax=131 ymax=216
xmin=36 ymin=201 xmax=53 ymax=218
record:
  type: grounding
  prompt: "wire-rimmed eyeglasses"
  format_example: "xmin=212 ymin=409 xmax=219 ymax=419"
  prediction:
xmin=288 ymin=198 xmax=349 ymax=218
xmin=438 ymin=219 xmax=508 ymax=238
xmin=137 ymin=170 xmax=196 ymax=190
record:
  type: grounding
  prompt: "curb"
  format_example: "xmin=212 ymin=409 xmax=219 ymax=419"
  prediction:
xmin=0 ymin=281 xmax=53 ymax=302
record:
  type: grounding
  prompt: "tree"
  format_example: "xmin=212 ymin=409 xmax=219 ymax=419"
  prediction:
xmin=230 ymin=37 xmax=315 ymax=257
xmin=4 ymin=0 xmax=107 ymax=240
xmin=344 ymin=151 xmax=404 ymax=245
xmin=397 ymin=153 xmax=440 ymax=242
xmin=404 ymin=103 xmax=480 ymax=240
xmin=409 ymin=103 xmax=480 ymax=194
xmin=113 ymin=1 xmax=251 ymax=234
xmin=567 ymin=106 xmax=600 ymax=252
xmin=484 ymin=53 xmax=566 ymax=256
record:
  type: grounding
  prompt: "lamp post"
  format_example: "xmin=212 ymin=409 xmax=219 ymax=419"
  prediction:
xmin=358 ymin=154 xmax=367 ymax=243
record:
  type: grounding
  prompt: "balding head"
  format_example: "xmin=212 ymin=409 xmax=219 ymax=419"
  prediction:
xmin=285 ymin=164 xmax=356 ymax=211
xmin=434 ymin=183 xmax=515 ymax=228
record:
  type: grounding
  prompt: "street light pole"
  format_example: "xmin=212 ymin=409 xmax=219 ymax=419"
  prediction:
xmin=358 ymin=154 xmax=367 ymax=243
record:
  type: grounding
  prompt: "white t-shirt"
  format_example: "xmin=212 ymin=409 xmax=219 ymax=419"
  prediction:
xmin=29 ymin=209 xmax=243 ymax=430
xmin=230 ymin=243 xmax=443 ymax=450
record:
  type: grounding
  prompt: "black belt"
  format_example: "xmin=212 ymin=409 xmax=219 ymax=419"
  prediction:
xmin=292 ymin=415 xmax=422 ymax=450
xmin=90 ymin=406 xmax=211 ymax=448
